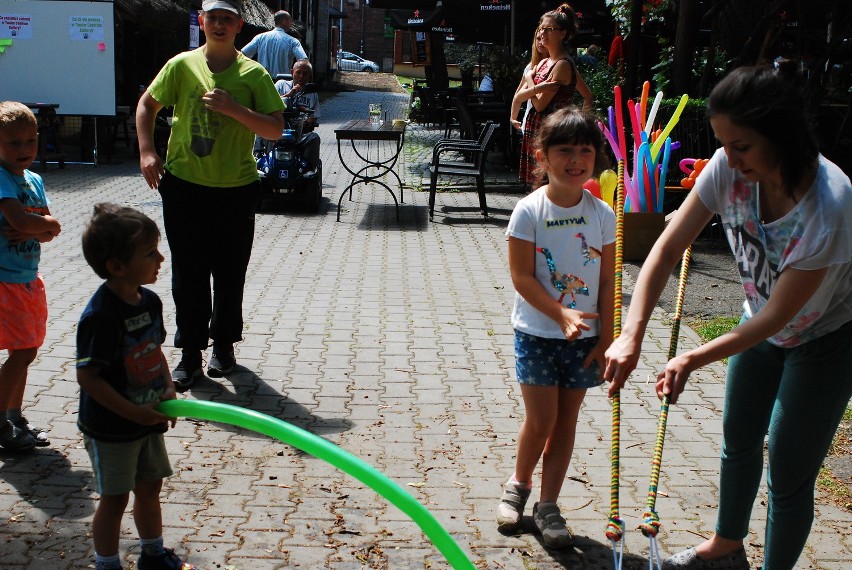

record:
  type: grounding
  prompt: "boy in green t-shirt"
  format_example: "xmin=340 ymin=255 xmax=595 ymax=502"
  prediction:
xmin=136 ymin=0 xmax=284 ymax=391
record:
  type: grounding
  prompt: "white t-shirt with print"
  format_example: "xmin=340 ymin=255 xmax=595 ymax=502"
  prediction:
xmin=696 ymin=148 xmax=852 ymax=347
xmin=506 ymin=187 xmax=616 ymax=339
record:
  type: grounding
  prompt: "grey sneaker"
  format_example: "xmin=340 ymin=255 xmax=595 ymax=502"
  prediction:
xmin=662 ymin=547 xmax=749 ymax=569
xmin=496 ymin=480 xmax=532 ymax=529
xmin=173 ymin=350 xmax=203 ymax=392
xmin=12 ymin=417 xmax=49 ymax=446
xmin=207 ymin=343 xmax=235 ymax=378
xmin=0 ymin=419 xmax=37 ymax=452
xmin=532 ymin=501 xmax=573 ymax=549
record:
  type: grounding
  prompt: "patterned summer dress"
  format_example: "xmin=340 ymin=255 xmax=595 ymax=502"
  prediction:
xmin=519 ymin=57 xmax=578 ymax=187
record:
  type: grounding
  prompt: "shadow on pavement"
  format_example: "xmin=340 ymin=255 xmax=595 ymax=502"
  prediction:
xmin=352 ymin=203 xmax=429 ymax=230
xmin=500 ymin=517 xmax=652 ymax=568
xmin=0 ymin=447 xmax=95 ymax=520
xmin=178 ymin=366 xmax=354 ymax=441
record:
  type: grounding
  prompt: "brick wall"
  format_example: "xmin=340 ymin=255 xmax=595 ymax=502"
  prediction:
xmin=339 ymin=1 xmax=393 ymax=70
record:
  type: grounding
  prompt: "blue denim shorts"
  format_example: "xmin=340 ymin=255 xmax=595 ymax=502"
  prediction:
xmin=514 ymin=330 xmax=604 ymax=389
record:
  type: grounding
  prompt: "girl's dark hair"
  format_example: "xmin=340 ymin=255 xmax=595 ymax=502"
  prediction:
xmin=540 ymin=3 xmax=578 ymax=39
xmin=82 ymin=203 xmax=161 ymax=279
xmin=706 ymin=63 xmax=818 ymax=197
xmin=533 ymin=106 xmax=610 ymax=188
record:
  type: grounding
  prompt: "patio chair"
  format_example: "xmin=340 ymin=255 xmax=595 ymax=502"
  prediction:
xmin=428 ymin=121 xmax=498 ymax=222
xmin=451 ymin=96 xmax=478 ymax=141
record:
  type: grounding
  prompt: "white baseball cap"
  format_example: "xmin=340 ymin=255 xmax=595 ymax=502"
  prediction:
xmin=202 ymin=0 xmax=242 ymax=16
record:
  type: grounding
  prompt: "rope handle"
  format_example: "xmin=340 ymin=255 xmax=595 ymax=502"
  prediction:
xmin=640 ymin=245 xmax=692 ymax=538
xmin=608 ymin=159 xmax=626 ymax=542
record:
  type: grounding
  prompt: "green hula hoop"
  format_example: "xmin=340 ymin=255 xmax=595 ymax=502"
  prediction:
xmin=157 ymin=399 xmax=475 ymax=570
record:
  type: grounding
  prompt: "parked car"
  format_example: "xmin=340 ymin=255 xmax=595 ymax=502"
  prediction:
xmin=337 ymin=51 xmax=380 ymax=72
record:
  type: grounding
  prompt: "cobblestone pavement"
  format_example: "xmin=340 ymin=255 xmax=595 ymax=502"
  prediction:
xmin=0 ymin=90 xmax=848 ymax=569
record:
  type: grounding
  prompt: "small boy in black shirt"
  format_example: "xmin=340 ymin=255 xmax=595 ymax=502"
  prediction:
xmin=76 ymin=203 xmax=194 ymax=570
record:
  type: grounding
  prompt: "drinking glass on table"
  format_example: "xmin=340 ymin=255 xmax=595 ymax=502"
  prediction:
xmin=369 ymin=103 xmax=382 ymax=124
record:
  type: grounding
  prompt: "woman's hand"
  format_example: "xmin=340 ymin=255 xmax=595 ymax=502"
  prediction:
xmin=603 ymin=333 xmax=642 ymax=396
xmin=655 ymin=352 xmax=695 ymax=404
xmin=510 ymin=119 xmax=522 ymax=131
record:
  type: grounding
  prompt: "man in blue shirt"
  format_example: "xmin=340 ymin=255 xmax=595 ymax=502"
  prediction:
xmin=241 ymin=10 xmax=308 ymax=79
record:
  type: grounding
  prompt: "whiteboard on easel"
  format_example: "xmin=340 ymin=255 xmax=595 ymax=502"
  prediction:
xmin=0 ymin=0 xmax=115 ymax=116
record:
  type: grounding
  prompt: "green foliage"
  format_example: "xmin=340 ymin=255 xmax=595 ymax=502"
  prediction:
xmin=581 ymin=63 xmax=623 ymax=118
xmin=444 ymin=44 xmax=478 ymax=73
xmin=658 ymin=97 xmax=708 ymax=112
xmin=483 ymin=47 xmax=529 ymax=99
xmin=652 ymin=44 xmax=729 ymax=96
xmin=606 ymin=0 xmax=671 ymax=33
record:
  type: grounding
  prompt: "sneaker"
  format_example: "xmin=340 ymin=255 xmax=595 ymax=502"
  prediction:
xmin=496 ymin=480 xmax=531 ymax=529
xmin=662 ymin=547 xmax=750 ymax=569
xmin=12 ymin=417 xmax=49 ymax=446
xmin=137 ymin=548 xmax=197 ymax=570
xmin=0 ymin=419 xmax=37 ymax=452
xmin=207 ymin=343 xmax=235 ymax=378
xmin=173 ymin=350 xmax=203 ymax=392
xmin=533 ymin=501 xmax=573 ymax=549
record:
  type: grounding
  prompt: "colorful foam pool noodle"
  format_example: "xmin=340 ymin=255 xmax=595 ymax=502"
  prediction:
xmin=638 ymin=245 xmax=692 ymax=541
xmin=600 ymin=120 xmax=623 ymax=161
xmin=609 ymin=106 xmax=617 ymax=139
xmin=608 ymin=159 xmax=627 ymax=548
xmin=627 ymin=99 xmax=642 ymax=155
xmin=631 ymin=144 xmax=648 ymax=212
xmin=156 ymin=400 xmax=477 ymax=570
xmin=657 ymin=138 xmax=672 ymax=212
xmin=651 ymin=94 xmax=689 ymax=160
xmin=645 ymin=91 xmax=664 ymax=135
xmin=640 ymin=81 xmax=650 ymax=131
xmin=640 ymin=142 xmax=656 ymax=213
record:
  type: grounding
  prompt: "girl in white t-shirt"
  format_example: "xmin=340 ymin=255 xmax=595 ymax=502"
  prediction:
xmin=604 ymin=65 xmax=852 ymax=570
xmin=498 ymin=108 xmax=615 ymax=548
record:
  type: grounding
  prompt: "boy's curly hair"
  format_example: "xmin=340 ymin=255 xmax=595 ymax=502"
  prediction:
xmin=82 ymin=203 xmax=161 ymax=279
xmin=0 ymin=101 xmax=37 ymax=130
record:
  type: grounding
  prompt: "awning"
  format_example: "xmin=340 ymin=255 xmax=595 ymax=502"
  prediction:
xmin=388 ymin=2 xmax=511 ymax=43
xmin=389 ymin=8 xmax=444 ymax=30
xmin=366 ymin=0 xmax=438 ymax=8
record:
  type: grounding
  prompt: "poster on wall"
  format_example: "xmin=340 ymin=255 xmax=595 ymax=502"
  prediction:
xmin=69 ymin=15 xmax=104 ymax=41
xmin=0 ymin=13 xmax=33 ymax=39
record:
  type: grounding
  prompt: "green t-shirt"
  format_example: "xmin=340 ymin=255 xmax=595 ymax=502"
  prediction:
xmin=148 ymin=48 xmax=285 ymax=187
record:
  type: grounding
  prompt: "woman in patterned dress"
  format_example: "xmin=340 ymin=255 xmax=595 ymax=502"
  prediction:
xmin=519 ymin=3 xmax=593 ymax=189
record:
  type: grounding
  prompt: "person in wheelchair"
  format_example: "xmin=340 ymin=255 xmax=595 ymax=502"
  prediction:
xmin=274 ymin=60 xmax=320 ymax=173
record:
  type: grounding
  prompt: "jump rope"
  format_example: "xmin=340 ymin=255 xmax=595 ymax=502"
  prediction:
xmin=607 ymin=159 xmax=693 ymax=570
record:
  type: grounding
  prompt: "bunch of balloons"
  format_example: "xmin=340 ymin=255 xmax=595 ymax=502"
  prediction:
xmin=587 ymin=81 xmax=689 ymax=213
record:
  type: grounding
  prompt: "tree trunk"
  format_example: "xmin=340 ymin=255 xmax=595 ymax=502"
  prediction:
xmin=673 ymin=0 xmax=701 ymax=96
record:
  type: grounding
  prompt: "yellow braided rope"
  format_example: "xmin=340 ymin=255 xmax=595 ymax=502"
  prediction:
xmin=607 ymin=159 xmax=626 ymax=543
xmin=639 ymin=245 xmax=692 ymax=538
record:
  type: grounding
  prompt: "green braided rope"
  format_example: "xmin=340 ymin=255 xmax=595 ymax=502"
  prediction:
xmin=640 ymin=245 xmax=692 ymax=538
xmin=608 ymin=159 xmax=626 ymax=542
